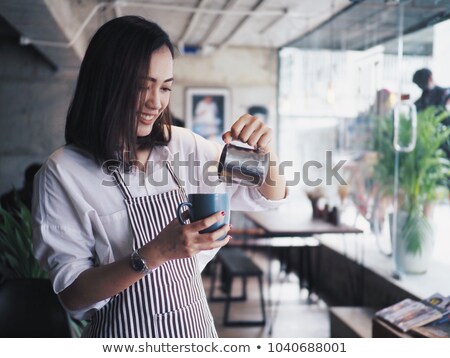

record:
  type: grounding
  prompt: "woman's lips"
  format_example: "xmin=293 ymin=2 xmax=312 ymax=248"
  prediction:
xmin=138 ymin=113 xmax=156 ymax=124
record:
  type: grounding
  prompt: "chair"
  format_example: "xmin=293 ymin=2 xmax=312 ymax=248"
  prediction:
xmin=0 ymin=278 xmax=72 ymax=337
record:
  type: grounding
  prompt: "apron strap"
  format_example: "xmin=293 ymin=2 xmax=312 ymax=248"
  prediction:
xmin=112 ymin=157 xmax=188 ymax=201
xmin=112 ymin=170 xmax=133 ymax=201
xmin=165 ymin=161 xmax=188 ymax=199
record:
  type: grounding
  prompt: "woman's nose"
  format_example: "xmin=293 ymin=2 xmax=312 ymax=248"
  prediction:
xmin=145 ymin=89 xmax=161 ymax=110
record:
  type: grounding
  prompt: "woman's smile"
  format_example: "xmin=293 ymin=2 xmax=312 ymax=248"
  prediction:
xmin=137 ymin=112 xmax=158 ymax=125
xmin=136 ymin=45 xmax=173 ymax=137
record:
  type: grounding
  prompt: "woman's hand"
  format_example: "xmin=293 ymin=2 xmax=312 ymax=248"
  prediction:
xmin=222 ymin=114 xmax=273 ymax=153
xmin=223 ymin=113 xmax=287 ymax=201
xmin=140 ymin=211 xmax=231 ymax=267
xmin=59 ymin=212 xmax=229 ymax=311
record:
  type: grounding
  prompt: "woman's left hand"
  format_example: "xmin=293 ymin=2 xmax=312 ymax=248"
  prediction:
xmin=222 ymin=114 xmax=273 ymax=153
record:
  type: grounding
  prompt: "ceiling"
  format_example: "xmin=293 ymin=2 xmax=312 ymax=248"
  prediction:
xmin=0 ymin=0 xmax=448 ymax=70
xmin=287 ymin=0 xmax=450 ymax=52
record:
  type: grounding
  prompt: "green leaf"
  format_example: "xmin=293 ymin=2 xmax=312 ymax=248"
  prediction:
xmin=0 ymin=199 xmax=47 ymax=279
xmin=373 ymin=106 xmax=449 ymax=253
xmin=401 ymin=211 xmax=432 ymax=255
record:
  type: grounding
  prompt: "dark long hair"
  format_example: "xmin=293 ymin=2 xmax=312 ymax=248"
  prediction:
xmin=65 ymin=16 xmax=174 ymax=166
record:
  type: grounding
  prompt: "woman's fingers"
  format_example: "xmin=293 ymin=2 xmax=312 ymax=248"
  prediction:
xmin=247 ymin=126 xmax=271 ymax=149
xmin=205 ymin=224 xmax=232 ymax=242
xmin=229 ymin=114 xmax=256 ymax=140
xmin=155 ymin=212 xmax=231 ymax=260
xmin=184 ymin=214 xmax=231 ymax=249
xmin=238 ymin=119 xmax=264 ymax=144
xmin=222 ymin=114 xmax=252 ymax=143
xmin=222 ymin=131 xmax=233 ymax=144
xmin=222 ymin=114 xmax=273 ymax=152
xmin=253 ymin=130 xmax=273 ymax=151
xmin=196 ymin=233 xmax=231 ymax=251
xmin=189 ymin=211 xmax=225 ymax=232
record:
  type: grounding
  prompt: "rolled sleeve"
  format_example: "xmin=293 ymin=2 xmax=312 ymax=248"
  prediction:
xmin=248 ymin=186 xmax=289 ymax=209
xmin=33 ymin=224 xmax=93 ymax=292
xmin=32 ymin=156 xmax=110 ymax=320
xmin=33 ymin=224 xmax=109 ymax=320
xmin=228 ymin=185 xmax=289 ymax=211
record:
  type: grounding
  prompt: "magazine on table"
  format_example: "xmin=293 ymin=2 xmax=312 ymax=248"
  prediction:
xmin=410 ymin=312 xmax=450 ymax=338
xmin=409 ymin=294 xmax=450 ymax=337
xmin=375 ymin=293 xmax=450 ymax=333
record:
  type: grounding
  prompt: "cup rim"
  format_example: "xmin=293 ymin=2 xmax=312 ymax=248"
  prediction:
xmin=187 ymin=193 xmax=228 ymax=197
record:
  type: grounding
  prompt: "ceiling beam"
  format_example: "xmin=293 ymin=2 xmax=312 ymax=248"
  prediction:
xmin=177 ymin=0 xmax=209 ymax=50
xmin=117 ymin=0 xmax=287 ymax=17
xmin=218 ymin=0 xmax=266 ymax=49
xmin=200 ymin=0 xmax=241 ymax=48
xmin=258 ymin=8 xmax=288 ymax=35
xmin=0 ymin=0 xmax=97 ymax=70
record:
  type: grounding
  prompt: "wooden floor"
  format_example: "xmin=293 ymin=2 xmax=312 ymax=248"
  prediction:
xmin=202 ymin=249 xmax=330 ymax=338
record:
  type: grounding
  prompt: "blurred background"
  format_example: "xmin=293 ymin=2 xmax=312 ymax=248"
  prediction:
xmin=1 ymin=0 xmax=449 ymax=338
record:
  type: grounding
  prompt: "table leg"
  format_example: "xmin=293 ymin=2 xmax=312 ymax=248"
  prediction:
xmin=266 ymin=244 xmax=273 ymax=336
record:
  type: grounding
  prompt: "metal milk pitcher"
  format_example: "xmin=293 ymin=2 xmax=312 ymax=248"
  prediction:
xmin=218 ymin=143 xmax=270 ymax=187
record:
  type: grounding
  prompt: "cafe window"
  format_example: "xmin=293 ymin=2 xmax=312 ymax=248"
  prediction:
xmin=278 ymin=10 xmax=450 ymax=274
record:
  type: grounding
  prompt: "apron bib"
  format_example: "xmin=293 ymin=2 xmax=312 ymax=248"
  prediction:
xmin=83 ymin=162 xmax=217 ymax=338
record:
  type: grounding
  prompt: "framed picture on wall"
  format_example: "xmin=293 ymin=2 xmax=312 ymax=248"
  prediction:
xmin=185 ymin=87 xmax=230 ymax=140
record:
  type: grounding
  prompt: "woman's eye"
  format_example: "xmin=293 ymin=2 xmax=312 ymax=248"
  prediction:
xmin=161 ymin=87 xmax=172 ymax=92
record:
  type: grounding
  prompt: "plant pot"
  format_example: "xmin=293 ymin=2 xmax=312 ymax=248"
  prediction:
xmin=0 ymin=278 xmax=72 ymax=337
xmin=389 ymin=211 xmax=434 ymax=274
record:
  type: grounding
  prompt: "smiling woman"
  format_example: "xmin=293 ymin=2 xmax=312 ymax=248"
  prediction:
xmin=135 ymin=47 xmax=174 ymax=139
xmin=31 ymin=16 xmax=287 ymax=338
xmin=64 ymin=16 xmax=175 ymax=166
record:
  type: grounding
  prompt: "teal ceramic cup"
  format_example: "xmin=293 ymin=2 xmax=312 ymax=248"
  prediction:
xmin=176 ymin=193 xmax=230 ymax=240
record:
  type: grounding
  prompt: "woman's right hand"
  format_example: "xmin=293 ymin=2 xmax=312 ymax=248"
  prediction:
xmin=139 ymin=211 xmax=231 ymax=268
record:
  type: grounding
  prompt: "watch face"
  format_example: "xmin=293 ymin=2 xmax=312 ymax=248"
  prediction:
xmin=131 ymin=252 xmax=146 ymax=273
xmin=134 ymin=258 xmax=145 ymax=272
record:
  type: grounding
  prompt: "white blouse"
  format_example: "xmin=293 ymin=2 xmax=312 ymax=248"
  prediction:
xmin=32 ymin=126 xmax=287 ymax=320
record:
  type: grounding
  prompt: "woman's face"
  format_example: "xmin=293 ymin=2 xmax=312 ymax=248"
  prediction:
xmin=136 ymin=46 xmax=173 ymax=137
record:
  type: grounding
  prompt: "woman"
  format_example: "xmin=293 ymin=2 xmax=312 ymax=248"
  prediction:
xmin=32 ymin=16 xmax=287 ymax=338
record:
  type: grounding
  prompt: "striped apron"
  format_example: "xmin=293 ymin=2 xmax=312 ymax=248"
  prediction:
xmin=83 ymin=162 xmax=217 ymax=338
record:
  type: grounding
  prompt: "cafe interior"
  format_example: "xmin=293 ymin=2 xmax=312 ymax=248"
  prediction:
xmin=0 ymin=0 xmax=449 ymax=338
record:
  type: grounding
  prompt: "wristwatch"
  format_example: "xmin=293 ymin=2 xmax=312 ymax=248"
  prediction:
xmin=130 ymin=249 xmax=153 ymax=275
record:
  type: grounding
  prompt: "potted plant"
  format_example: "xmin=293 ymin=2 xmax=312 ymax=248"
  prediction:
xmin=373 ymin=106 xmax=450 ymax=273
xmin=0 ymin=199 xmax=85 ymax=337
xmin=0 ymin=200 xmax=47 ymax=280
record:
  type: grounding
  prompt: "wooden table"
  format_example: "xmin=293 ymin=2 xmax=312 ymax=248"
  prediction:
xmin=243 ymin=210 xmax=363 ymax=294
xmin=244 ymin=210 xmax=364 ymax=237
xmin=372 ymin=317 xmax=413 ymax=338
xmin=241 ymin=209 xmax=363 ymax=336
